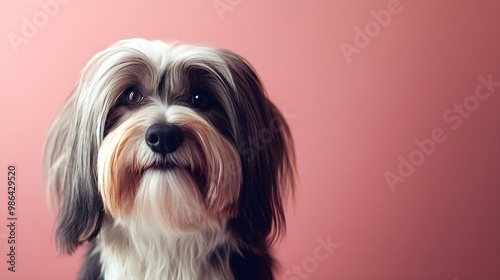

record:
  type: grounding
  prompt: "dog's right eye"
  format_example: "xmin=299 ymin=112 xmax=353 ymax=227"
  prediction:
xmin=121 ymin=87 xmax=144 ymax=107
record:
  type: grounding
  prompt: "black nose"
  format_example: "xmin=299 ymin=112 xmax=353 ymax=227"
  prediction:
xmin=145 ymin=123 xmax=184 ymax=154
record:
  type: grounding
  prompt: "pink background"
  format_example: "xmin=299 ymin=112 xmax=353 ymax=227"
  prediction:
xmin=1 ymin=0 xmax=500 ymax=279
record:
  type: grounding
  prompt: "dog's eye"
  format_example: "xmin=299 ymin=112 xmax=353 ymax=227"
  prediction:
xmin=122 ymin=88 xmax=144 ymax=107
xmin=191 ymin=93 xmax=210 ymax=109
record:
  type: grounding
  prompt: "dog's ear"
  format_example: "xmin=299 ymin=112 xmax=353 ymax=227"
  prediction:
xmin=220 ymin=51 xmax=296 ymax=249
xmin=44 ymin=89 xmax=104 ymax=254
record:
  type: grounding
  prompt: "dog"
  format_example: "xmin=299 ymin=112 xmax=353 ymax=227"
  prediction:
xmin=44 ymin=38 xmax=295 ymax=280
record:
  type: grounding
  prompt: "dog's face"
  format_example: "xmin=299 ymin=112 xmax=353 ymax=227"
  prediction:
xmin=44 ymin=39 xmax=294 ymax=254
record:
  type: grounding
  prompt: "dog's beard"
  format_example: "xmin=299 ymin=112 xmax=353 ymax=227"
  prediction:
xmin=97 ymin=103 xmax=242 ymax=231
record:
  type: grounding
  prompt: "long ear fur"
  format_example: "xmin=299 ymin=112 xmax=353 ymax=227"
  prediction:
xmin=44 ymin=40 xmax=150 ymax=254
xmin=43 ymin=39 xmax=159 ymax=254
xmin=220 ymin=51 xmax=296 ymax=250
xmin=44 ymin=85 xmax=104 ymax=255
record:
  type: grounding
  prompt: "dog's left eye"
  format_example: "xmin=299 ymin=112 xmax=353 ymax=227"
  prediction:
xmin=121 ymin=88 xmax=144 ymax=107
xmin=191 ymin=93 xmax=211 ymax=109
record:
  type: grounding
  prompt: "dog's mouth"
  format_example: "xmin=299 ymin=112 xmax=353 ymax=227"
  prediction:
xmin=141 ymin=160 xmax=208 ymax=196
xmin=147 ymin=161 xmax=179 ymax=171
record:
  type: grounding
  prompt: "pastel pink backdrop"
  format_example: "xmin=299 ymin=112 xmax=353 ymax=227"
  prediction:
xmin=1 ymin=0 xmax=500 ymax=279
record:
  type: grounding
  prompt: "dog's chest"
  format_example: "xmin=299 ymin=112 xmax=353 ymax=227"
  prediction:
xmin=97 ymin=227 xmax=234 ymax=280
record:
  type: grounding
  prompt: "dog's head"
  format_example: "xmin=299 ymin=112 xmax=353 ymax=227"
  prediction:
xmin=44 ymin=39 xmax=295 ymax=254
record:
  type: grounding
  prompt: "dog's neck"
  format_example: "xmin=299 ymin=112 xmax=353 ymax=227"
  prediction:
xmin=96 ymin=219 xmax=235 ymax=280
